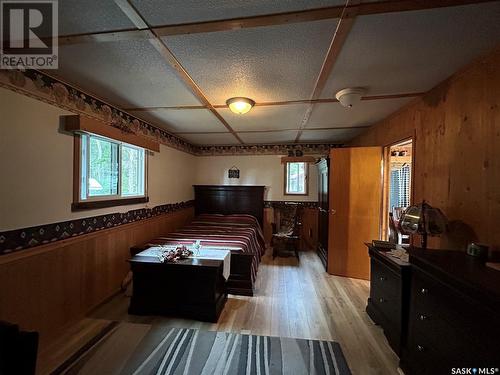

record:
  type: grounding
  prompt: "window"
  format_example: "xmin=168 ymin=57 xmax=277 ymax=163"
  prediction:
xmin=285 ymin=162 xmax=308 ymax=195
xmin=74 ymin=133 xmax=147 ymax=209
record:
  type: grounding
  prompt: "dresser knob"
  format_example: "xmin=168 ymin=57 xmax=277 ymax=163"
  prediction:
xmin=419 ymin=314 xmax=428 ymax=321
xmin=379 ymin=276 xmax=386 ymax=282
xmin=420 ymin=288 xmax=429 ymax=295
xmin=379 ymin=298 xmax=385 ymax=303
xmin=417 ymin=345 xmax=425 ymax=352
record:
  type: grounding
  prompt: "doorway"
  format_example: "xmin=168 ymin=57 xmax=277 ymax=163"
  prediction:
xmin=382 ymin=139 xmax=413 ymax=243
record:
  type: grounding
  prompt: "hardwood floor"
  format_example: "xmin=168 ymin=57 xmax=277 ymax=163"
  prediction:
xmin=37 ymin=249 xmax=399 ymax=374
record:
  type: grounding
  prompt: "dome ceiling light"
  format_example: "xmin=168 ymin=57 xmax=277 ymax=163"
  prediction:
xmin=226 ymin=97 xmax=255 ymax=115
xmin=335 ymin=88 xmax=365 ymax=108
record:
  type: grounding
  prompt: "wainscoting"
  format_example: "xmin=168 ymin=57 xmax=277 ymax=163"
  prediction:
xmin=0 ymin=207 xmax=194 ymax=350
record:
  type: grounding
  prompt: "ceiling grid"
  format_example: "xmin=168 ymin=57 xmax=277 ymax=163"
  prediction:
xmin=41 ymin=0 xmax=500 ymax=145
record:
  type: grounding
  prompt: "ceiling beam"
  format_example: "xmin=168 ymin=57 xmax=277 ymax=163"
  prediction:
xmin=354 ymin=0 xmax=496 ymax=16
xmin=174 ymin=125 xmax=371 ymax=135
xmin=113 ymin=0 xmax=244 ymax=144
xmin=123 ymin=92 xmax=424 ymax=112
xmin=295 ymin=0 xmax=360 ymax=142
xmin=58 ymin=29 xmax=150 ymax=45
xmin=56 ymin=0 xmax=495 ymax=46
xmin=153 ymin=7 xmax=343 ymax=37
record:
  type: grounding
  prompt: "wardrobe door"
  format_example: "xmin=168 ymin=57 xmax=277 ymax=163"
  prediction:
xmin=317 ymin=158 xmax=329 ymax=269
xmin=328 ymin=147 xmax=382 ymax=280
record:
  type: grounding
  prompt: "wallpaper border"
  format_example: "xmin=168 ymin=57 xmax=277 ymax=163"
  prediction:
xmin=0 ymin=201 xmax=194 ymax=255
xmin=0 ymin=200 xmax=319 ymax=255
xmin=0 ymin=69 xmax=340 ymax=156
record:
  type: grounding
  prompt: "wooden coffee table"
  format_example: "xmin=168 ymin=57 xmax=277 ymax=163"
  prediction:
xmin=128 ymin=254 xmax=227 ymax=322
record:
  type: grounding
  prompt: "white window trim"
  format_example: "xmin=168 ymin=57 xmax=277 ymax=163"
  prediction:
xmin=78 ymin=133 xmax=148 ymax=203
xmin=284 ymin=161 xmax=309 ymax=196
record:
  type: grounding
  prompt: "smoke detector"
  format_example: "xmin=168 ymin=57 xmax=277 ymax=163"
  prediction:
xmin=335 ymin=88 xmax=365 ymax=108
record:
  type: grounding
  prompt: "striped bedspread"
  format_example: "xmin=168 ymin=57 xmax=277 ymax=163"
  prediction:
xmin=141 ymin=214 xmax=265 ymax=281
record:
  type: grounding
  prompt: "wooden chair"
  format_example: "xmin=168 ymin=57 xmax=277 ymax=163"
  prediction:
xmin=271 ymin=204 xmax=303 ymax=260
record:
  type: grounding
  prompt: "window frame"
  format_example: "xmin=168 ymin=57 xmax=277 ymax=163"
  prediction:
xmin=72 ymin=133 xmax=148 ymax=211
xmin=283 ymin=161 xmax=309 ymax=196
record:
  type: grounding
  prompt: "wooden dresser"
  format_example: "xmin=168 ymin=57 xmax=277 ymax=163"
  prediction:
xmin=402 ymin=248 xmax=500 ymax=375
xmin=366 ymin=244 xmax=411 ymax=356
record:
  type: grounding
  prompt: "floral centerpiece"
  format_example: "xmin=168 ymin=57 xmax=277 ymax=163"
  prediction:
xmin=158 ymin=245 xmax=193 ymax=263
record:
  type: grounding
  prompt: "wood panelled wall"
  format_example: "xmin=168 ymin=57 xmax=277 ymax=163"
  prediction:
xmin=351 ymin=49 xmax=500 ymax=250
xmin=0 ymin=208 xmax=194 ymax=349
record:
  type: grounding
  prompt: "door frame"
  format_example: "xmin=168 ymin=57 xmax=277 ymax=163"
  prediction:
xmin=381 ymin=136 xmax=415 ymax=240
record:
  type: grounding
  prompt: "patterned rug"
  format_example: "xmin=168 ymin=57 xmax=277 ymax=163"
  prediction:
xmin=53 ymin=322 xmax=351 ymax=375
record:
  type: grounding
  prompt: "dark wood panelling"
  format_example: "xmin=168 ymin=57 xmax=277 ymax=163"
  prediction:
xmin=0 ymin=207 xmax=194 ymax=351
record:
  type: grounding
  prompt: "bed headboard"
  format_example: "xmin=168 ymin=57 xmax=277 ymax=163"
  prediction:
xmin=193 ymin=185 xmax=265 ymax=227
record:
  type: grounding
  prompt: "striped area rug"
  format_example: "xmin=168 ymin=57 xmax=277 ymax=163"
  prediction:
xmin=54 ymin=323 xmax=351 ymax=375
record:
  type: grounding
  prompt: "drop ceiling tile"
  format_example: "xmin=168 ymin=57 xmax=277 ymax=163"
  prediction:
xmin=238 ymin=131 xmax=299 ymax=144
xmin=308 ymin=98 xmax=413 ymax=128
xmin=54 ymin=40 xmax=201 ymax=108
xmin=300 ymin=128 xmax=364 ymax=143
xmin=129 ymin=109 xmax=227 ymax=133
xmin=321 ymin=2 xmax=500 ymax=98
xmin=219 ymin=104 xmax=309 ymax=131
xmin=58 ymin=0 xmax=135 ymax=36
xmin=131 ymin=0 xmax=344 ymax=26
xmin=164 ymin=19 xmax=338 ymax=104
xmin=181 ymin=133 xmax=239 ymax=145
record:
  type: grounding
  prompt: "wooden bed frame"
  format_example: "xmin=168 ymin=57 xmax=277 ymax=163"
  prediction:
xmin=130 ymin=185 xmax=265 ymax=297
xmin=193 ymin=185 xmax=265 ymax=296
xmin=193 ymin=185 xmax=265 ymax=227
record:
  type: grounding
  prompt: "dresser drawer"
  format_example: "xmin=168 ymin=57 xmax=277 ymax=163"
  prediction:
xmin=406 ymin=327 xmax=455 ymax=375
xmin=371 ymin=258 xmax=401 ymax=295
xmin=411 ymin=269 xmax=500 ymax=349
xmin=371 ymin=286 xmax=401 ymax=323
xmin=408 ymin=268 xmax=500 ymax=370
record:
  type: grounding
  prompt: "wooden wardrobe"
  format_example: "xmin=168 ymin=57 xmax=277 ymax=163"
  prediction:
xmin=316 ymin=158 xmax=329 ymax=270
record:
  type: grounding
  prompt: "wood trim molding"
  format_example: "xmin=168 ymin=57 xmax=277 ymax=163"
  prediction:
xmin=174 ymin=126 xmax=371 ymax=135
xmin=123 ymin=92 xmax=425 ymax=112
xmin=113 ymin=0 xmax=243 ymax=144
xmin=295 ymin=0 xmax=361 ymax=142
xmin=73 ymin=134 xmax=81 ymax=204
xmin=152 ymin=7 xmax=344 ymax=37
xmin=63 ymin=115 xmax=160 ymax=152
xmin=71 ymin=197 xmax=149 ymax=211
xmin=281 ymin=156 xmax=317 ymax=164
xmin=55 ymin=0 xmax=496 ymax=45
xmin=1 ymin=69 xmax=341 ymax=154
xmin=354 ymin=0 xmax=496 ymax=16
